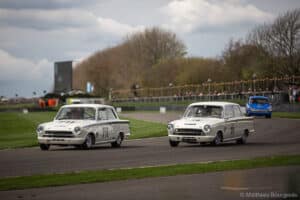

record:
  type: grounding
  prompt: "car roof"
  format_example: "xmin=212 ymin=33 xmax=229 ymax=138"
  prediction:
xmin=61 ymin=104 xmax=114 ymax=109
xmin=189 ymin=101 xmax=239 ymax=107
xmin=249 ymin=96 xmax=269 ymax=99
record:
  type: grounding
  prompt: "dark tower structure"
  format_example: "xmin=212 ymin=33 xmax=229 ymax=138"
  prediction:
xmin=54 ymin=61 xmax=73 ymax=93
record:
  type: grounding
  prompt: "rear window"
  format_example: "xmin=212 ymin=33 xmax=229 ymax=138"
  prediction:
xmin=250 ymin=98 xmax=269 ymax=104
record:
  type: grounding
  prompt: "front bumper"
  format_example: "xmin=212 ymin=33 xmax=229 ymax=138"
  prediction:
xmin=38 ymin=136 xmax=85 ymax=145
xmin=169 ymin=135 xmax=215 ymax=143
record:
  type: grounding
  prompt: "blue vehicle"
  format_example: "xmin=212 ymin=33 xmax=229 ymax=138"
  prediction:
xmin=246 ymin=96 xmax=272 ymax=118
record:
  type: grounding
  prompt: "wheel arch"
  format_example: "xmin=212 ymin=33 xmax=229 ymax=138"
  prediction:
xmin=119 ymin=132 xmax=125 ymax=140
xmin=243 ymin=129 xmax=249 ymax=137
xmin=216 ymin=130 xmax=223 ymax=142
xmin=87 ymin=132 xmax=96 ymax=145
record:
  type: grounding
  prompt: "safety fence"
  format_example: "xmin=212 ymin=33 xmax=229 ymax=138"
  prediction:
xmin=111 ymin=76 xmax=299 ymax=102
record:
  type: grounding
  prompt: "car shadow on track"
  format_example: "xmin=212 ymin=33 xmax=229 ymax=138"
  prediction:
xmin=179 ymin=142 xmax=274 ymax=148
xmin=49 ymin=145 xmax=145 ymax=151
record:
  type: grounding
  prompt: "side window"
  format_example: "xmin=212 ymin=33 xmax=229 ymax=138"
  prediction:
xmin=98 ymin=108 xmax=108 ymax=120
xmin=233 ymin=105 xmax=242 ymax=117
xmin=105 ymin=108 xmax=117 ymax=120
xmin=224 ymin=105 xmax=234 ymax=118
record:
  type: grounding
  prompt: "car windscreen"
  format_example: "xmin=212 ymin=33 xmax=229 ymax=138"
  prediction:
xmin=250 ymin=98 xmax=269 ymax=104
xmin=56 ymin=107 xmax=96 ymax=120
xmin=183 ymin=105 xmax=223 ymax=118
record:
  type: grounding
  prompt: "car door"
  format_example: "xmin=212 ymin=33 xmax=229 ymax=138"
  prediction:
xmin=104 ymin=108 xmax=119 ymax=140
xmin=223 ymin=105 xmax=235 ymax=139
xmin=97 ymin=108 xmax=113 ymax=142
xmin=232 ymin=105 xmax=244 ymax=137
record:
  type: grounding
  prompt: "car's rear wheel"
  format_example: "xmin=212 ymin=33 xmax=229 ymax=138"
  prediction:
xmin=82 ymin=134 xmax=94 ymax=149
xmin=40 ymin=144 xmax=50 ymax=151
xmin=111 ymin=133 xmax=123 ymax=148
xmin=236 ymin=131 xmax=248 ymax=144
xmin=169 ymin=140 xmax=179 ymax=147
xmin=265 ymin=114 xmax=271 ymax=118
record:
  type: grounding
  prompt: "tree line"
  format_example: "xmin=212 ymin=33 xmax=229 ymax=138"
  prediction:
xmin=73 ymin=9 xmax=300 ymax=97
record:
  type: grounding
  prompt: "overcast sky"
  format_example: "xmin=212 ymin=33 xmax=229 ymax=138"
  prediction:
xmin=0 ymin=0 xmax=299 ymax=98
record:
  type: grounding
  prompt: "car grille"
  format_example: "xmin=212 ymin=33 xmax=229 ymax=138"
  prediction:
xmin=43 ymin=131 xmax=74 ymax=138
xmin=174 ymin=129 xmax=204 ymax=136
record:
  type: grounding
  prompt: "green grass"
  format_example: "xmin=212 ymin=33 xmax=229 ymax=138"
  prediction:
xmin=126 ymin=118 xmax=166 ymax=139
xmin=0 ymin=112 xmax=166 ymax=149
xmin=0 ymin=155 xmax=299 ymax=191
xmin=0 ymin=112 xmax=56 ymax=149
xmin=273 ymin=112 xmax=300 ymax=119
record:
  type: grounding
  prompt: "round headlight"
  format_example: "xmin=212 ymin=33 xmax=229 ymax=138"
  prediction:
xmin=74 ymin=126 xmax=81 ymax=133
xmin=167 ymin=124 xmax=174 ymax=130
xmin=36 ymin=125 xmax=44 ymax=134
xmin=203 ymin=124 xmax=211 ymax=133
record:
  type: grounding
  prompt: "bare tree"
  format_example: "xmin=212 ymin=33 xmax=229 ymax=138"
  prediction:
xmin=73 ymin=27 xmax=186 ymax=96
xmin=248 ymin=9 xmax=300 ymax=76
xmin=125 ymin=27 xmax=186 ymax=67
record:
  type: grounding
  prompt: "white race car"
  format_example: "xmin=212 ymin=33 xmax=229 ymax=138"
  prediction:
xmin=37 ymin=104 xmax=130 ymax=150
xmin=168 ymin=102 xmax=255 ymax=147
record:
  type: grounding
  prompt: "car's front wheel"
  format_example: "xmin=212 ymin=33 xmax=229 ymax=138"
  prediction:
xmin=40 ymin=144 xmax=50 ymax=151
xmin=265 ymin=114 xmax=271 ymax=118
xmin=82 ymin=134 xmax=94 ymax=149
xmin=212 ymin=132 xmax=222 ymax=146
xmin=169 ymin=140 xmax=179 ymax=147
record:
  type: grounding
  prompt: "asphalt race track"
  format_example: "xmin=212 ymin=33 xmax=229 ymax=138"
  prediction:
xmin=0 ymin=113 xmax=299 ymax=178
xmin=1 ymin=166 xmax=299 ymax=200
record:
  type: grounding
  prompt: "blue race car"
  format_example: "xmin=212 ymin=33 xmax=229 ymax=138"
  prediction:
xmin=246 ymin=96 xmax=272 ymax=118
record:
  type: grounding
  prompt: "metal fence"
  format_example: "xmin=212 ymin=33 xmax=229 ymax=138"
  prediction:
xmin=111 ymin=76 xmax=299 ymax=103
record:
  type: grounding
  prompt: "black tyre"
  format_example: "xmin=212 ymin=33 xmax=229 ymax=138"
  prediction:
xmin=82 ymin=134 xmax=94 ymax=149
xmin=265 ymin=114 xmax=271 ymax=118
xmin=212 ymin=132 xmax=222 ymax=146
xmin=169 ymin=140 xmax=179 ymax=147
xmin=236 ymin=132 xmax=248 ymax=144
xmin=40 ymin=144 xmax=50 ymax=151
xmin=111 ymin=134 xmax=123 ymax=148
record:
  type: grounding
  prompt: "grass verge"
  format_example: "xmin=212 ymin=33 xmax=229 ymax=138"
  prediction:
xmin=0 ymin=112 xmax=57 ymax=149
xmin=273 ymin=112 xmax=300 ymax=119
xmin=0 ymin=155 xmax=299 ymax=191
xmin=126 ymin=117 xmax=166 ymax=139
xmin=0 ymin=112 xmax=166 ymax=149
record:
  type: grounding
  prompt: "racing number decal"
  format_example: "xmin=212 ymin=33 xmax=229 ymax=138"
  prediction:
xmin=102 ymin=127 xmax=109 ymax=139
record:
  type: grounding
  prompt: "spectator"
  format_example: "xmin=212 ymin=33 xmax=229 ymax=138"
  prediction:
xmin=292 ymin=86 xmax=297 ymax=103
xmin=288 ymin=86 xmax=293 ymax=103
